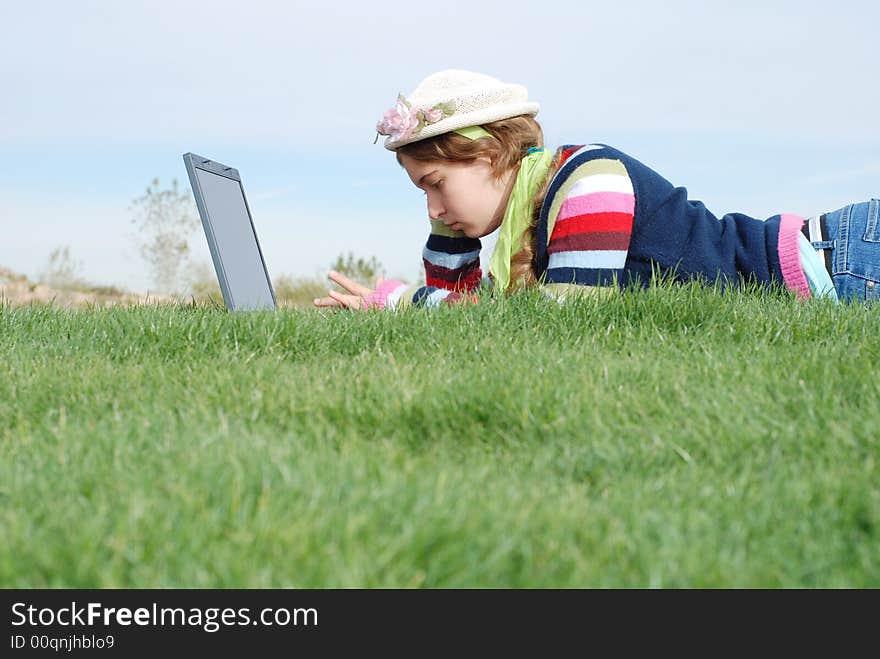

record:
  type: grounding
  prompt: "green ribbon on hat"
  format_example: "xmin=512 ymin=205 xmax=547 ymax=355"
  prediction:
xmin=453 ymin=125 xmax=494 ymax=140
xmin=488 ymin=147 xmax=553 ymax=293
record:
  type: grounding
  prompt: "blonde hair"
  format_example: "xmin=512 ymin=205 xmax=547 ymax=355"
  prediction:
xmin=396 ymin=115 xmax=557 ymax=294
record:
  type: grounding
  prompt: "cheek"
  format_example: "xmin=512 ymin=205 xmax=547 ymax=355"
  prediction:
xmin=480 ymin=184 xmax=503 ymax=214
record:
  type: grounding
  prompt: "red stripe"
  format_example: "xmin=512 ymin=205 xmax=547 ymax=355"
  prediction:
xmin=548 ymin=231 xmax=632 ymax=254
xmin=440 ymin=292 xmax=479 ymax=305
xmin=425 ymin=262 xmax=482 ymax=292
xmin=551 ymin=212 xmax=633 ymax=240
xmin=457 ymin=269 xmax=482 ymax=292
xmin=557 ymin=146 xmax=583 ymax=168
xmin=424 ymin=259 xmax=479 ymax=282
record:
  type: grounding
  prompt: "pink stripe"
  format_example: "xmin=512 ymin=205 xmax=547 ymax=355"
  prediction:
xmin=559 ymin=192 xmax=635 ymax=221
xmin=778 ymin=214 xmax=810 ymax=299
xmin=362 ymin=279 xmax=407 ymax=310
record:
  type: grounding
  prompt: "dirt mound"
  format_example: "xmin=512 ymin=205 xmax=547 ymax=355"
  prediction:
xmin=0 ymin=266 xmax=170 ymax=307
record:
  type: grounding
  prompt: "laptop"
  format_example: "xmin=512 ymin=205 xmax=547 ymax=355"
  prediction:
xmin=182 ymin=152 xmax=276 ymax=311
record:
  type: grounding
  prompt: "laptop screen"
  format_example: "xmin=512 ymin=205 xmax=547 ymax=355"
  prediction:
xmin=183 ymin=154 xmax=276 ymax=311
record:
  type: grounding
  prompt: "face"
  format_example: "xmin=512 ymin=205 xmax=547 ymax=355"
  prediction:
xmin=399 ymin=153 xmax=513 ymax=239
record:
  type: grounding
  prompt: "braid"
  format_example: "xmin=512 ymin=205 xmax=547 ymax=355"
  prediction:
xmin=506 ymin=150 xmax=560 ymax=293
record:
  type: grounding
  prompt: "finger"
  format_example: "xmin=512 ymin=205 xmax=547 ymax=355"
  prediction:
xmin=328 ymin=270 xmax=371 ymax=297
xmin=329 ymin=289 xmax=363 ymax=310
xmin=313 ymin=295 xmax=344 ymax=308
xmin=328 ymin=270 xmax=371 ymax=296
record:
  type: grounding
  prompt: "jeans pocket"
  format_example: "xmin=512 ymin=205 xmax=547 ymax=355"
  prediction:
xmin=832 ymin=273 xmax=880 ymax=302
xmin=865 ymin=199 xmax=880 ymax=242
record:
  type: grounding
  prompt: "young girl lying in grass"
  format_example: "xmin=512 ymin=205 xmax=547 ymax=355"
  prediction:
xmin=314 ymin=69 xmax=879 ymax=310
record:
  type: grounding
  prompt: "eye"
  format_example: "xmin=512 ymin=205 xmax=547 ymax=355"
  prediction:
xmin=430 ymin=178 xmax=444 ymax=190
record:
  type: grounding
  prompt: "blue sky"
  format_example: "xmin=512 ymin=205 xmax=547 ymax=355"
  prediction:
xmin=2 ymin=0 xmax=878 ymax=292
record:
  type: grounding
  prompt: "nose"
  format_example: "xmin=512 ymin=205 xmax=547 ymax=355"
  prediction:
xmin=427 ymin=194 xmax=445 ymax=221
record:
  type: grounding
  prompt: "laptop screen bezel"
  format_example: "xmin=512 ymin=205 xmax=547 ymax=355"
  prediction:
xmin=182 ymin=152 xmax=277 ymax=311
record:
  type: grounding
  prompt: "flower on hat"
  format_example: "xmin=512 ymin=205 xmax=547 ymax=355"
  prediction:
xmin=375 ymin=94 xmax=456 ymax=143
xmin=423 ymin=107 xmax=444 ymax=123
xmin=375 ymin=95 xmax=416 ymax=143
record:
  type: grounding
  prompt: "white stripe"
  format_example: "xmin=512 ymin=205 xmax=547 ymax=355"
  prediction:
xmin=567 ymin=173 xmax=633 ymax=197
xmin=808 ymin=215 xmax=822 ymax=241
xmin=425 ymin=288 xmax=451 ymax=307
xmin=571 ymin=145 xmax=605 ymax=156
xmin=546 ymin=144 xmax=609 ymax=193
xmin=422 ymin=247 xmax=480 ymax=270
xmin=385 ymin=283 xmax=409 ymax=310
xmin=548 ymin=250 xmax=628 ymax=270
xmin=808 ymin=215 xmax=824 ymax=259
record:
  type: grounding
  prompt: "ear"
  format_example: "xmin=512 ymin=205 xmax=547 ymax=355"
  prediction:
xmin=473 ymin=155 xmax=504 ymax=179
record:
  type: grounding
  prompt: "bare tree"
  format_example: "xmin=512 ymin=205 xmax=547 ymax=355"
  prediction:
xmin=41 ymin=245 xmax=86 ymax=290
xmin=330 ymin=252 xmax=386 ymax=286
xmin=130 ymin=178 xmax=200 ymax=293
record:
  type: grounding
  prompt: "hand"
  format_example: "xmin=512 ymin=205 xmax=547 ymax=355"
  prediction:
xmin=313 ymin=271 xmax=385 ymax=310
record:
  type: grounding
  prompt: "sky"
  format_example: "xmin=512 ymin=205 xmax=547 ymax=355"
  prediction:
xmin=1 ymin=0 xmax=878 ymax=292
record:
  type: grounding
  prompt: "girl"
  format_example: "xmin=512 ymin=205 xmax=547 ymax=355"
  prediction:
xmin=314 ymin=70 xmax=879 ymax=310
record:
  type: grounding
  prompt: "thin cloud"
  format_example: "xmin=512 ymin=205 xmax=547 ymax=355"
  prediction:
xmin=3 ymin=1 xmax=879 ymax=291
xmin=802 ymin=162 xmax=880 ymax=186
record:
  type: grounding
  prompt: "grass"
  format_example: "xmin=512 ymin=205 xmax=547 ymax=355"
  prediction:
xmin=1 ymin=284 xmax=878 ymax=587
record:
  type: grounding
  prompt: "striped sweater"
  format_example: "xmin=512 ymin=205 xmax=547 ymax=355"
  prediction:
xmin=538 ymin=145 xmax=635 ymax=298
xmin=366 ymin=144 xmax=809 ymax=309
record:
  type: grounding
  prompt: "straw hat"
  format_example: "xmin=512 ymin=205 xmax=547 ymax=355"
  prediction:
xmin=375 ymin=69 xmax=540 ymax=150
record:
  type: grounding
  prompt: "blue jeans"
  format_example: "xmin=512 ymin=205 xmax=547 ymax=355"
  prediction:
xmin=816 ymin=199 xmax=880 ymax=302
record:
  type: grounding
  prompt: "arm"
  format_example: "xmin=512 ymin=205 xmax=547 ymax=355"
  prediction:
xmin=313 ymin=274 xmax=478 ymax=310
xmin=313 ymin=220 xmax=483 ymax=311
xmin=538 ymin=149 xmax=636 ymax=301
